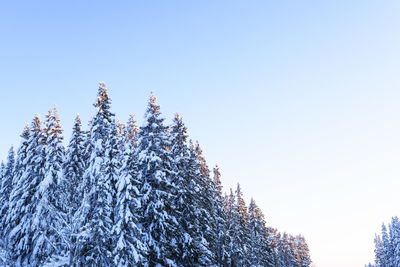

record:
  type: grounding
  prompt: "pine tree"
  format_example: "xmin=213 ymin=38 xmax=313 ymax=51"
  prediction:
xmin=194 ymin=142 xmax=217 ymax=265
xmin=4 ymin=125 xmax=30 ymax=255
xmin=374 ymin=234 xmax=385 ymax=267
xmin=7 ymin=115 xmax=50 ymax=265
xmin=79 ymin=82 xmax=115 ymax=266
xmin=212 ymin=165 xmax=229 ymax=267
xmin=230 ymin=183 xmax=251 ymax=266
xmin=29 ymin=108 xmax=65 ymax=265
xmin=248 ymin=198 xmax=274 ymax=266
xmin=137 ymin=93 xmax=179 ymax=266
xmin=0 ymin=147 xmax=15 ymax=241
xmin=390 ymin=217 xmax=400 ymax=267
xmin=42 ymin=107 xmax=65 ymax=211
xmin=381 ymin=223 xmax=392 ymax=267
xmin=277 ymin=233 xmax=296 ymax=267
xmin=60 ymin=114 xmax=86 ymax=265
xmin=225 ymin=188 xmax=236 ymax=266
xmin=169 ymin=114 xmax=206 ymax=266
xmin=81 ymin=118 xmax=94 ymax=195
xmin=62 ymin=114 xmax=86 ymax=215
xmin=113 ymin=117 xmax=147 ymax=266
xmin=296 ymin=235 xmax=311 ymax=267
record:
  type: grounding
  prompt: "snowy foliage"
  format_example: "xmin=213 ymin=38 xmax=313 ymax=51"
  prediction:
xmin=369 ymin=217 xmax=400 ymax=267
xmin=0 ymin=83 xmax=312 ymax=266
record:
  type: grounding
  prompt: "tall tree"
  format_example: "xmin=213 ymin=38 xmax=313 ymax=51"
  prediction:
xmin=4 ymin=125 xmax=30 ymax=256
xmin=231 ymin=183 xmax=251 ymax=266
xmin=248 ymin=198 xmax=274 ymax=266
xmin=194 ymin=142 xmax=217 ymax=265
xmin=112 ymin=119 xmax=147 ymax=266
xmin=137 ymin=93 xmax=179 ymax=266
xmin=61 ymin=114 xmax=86 ymax=265
xmin=170 ymin=114 xmax=206 ymax=266
xmin=212 ymin=165 xmax=229 ymax=267
xmin=79 ymin=82 xmax=115 ymax=266
xmin=7 ymin=115 xmax=49 ymax=265
xmin=63 ymin=114 xmax=86 ymax=216
xmin=28 ymin=108 xmax=65 ymax=265
xmin=0 ymin=147 xmax=15 ymax=240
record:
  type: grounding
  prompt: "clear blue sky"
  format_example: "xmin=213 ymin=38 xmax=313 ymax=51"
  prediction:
xmin=2 ymin=1 xmax=400 ymax=266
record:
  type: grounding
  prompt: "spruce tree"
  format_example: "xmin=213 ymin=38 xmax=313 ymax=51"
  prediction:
xmin=113 ymin=117 xmax=146 ymax=266
xmin=194 ymin=142 xmax=217 ymax=265
xmin=248 ymin=198 xmax=274 ymax=267
xmin=63 ymin=114 xmax=86 ymax=215
xmin=7 ymin=115 xmax=49 ymax=265
xmin=231 ymin=184 xmax=251 ymax=266
xmin=0 ymin=147 xmax=15 ymax=241
xmin=42 ymin=107 xmax=65 ymax=211
xmin=4 ymin=125 xmax=30 ymax=254
xmin=381 ymin=223 xmax=392 ymax=267
xmin=212 ymin=165 xmax=229 ymax=267
xmin=137 ymin=93 xmax=179 ymax=266
xmin=29 ymin=108 xmax=65 ymax=265
xmin=61 ymin=114 xmax=86 ymax=264
xmin=170 ymin=114 xmax=205 ymax=266
xmin=79 ymin=83 xmax=115 ymax=266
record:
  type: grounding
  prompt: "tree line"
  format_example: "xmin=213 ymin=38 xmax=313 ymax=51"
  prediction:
xmin=0 ymin=83 xmax=311 ymax=267
xmin=366 ymin=216 xmax=400 ymax=267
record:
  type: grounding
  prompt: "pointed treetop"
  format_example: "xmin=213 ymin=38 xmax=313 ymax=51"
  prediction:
xmin=99 ymin=81 xmax=106 ymax=90
xmin=150 ymin=91 xmax=156 ymax=104
xmin=7 ymin=146 xmax=14 ymax=158
xmin=75 ymin=114 xmax=82 ymax=124
xmin=95 ymin=82 xmax=111 ymax=109
xmin=31 ymin=114 xmax=42 ymax=135
xmin=21 ymin=124 xmax=30 ymax=139
xmin=213 ymin=164 xmax=223 ymax=193
xmin=145 ymin=91 xmax=161 ymax=118
xmin=53 ymin=105 xmax=60 ymax=121
xmin=45 ymin=106 xmax=63 ymax=141
xmin=127 ymin=114 xmax=138 ymax=142
xmin=116 ymin=119 xmax=123 ymax=135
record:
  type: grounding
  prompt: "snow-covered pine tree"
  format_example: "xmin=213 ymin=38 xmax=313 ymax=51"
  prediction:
xmin=194 ymin=142 xmax=217 ymax=265
xmin=4 ymin=125 xmax=30 ymax=255
xmin=248 ymin=198 xmax=274 ymax=267
xmin=390 ymin=217 xmax=400 ymax=267
xmin=0 ymin=147 xmax=15 ymax=240
xmin=42 ymin=107 xmax=65 ymax=211
xmin=113 ymin=116 xmax=147 ymax=266
xmin=136 ymin=93 xmax=179 ymax=266
xmin=78 ymin=82 xmax=115 ymax=266
xmin=7 ymin=114 xmax=50 ymax=265
xmin=212 ymin=165 xmax=229 ymax=267
xmin=225 ymin=188 xmax=236 ymax=266
xmin=169 ymin=114 xmax=205 ymax=266
xmin=104 ymin=118 xmax=121 ymax=223
xmin=295 ymin=235 xmax=311 ymax=267
xmin=374 ymin=234 xmax=385 ymax=267
xmin=81 ymin=117 xmax=94 ymax=195
xmin=230 ymin=183 xmax=251 ymax=266
xmin=60 ymin=114 xmax=86 ymax=265
xmin=63 ymin=114 xmax=86 ymax=216
xmin=28 ymin=107 xmax=65 ymax=265
xmin=277 ymin=233 xmax=296 ymax=267
xmin=381 ymin=223 xmax=392 ymax=267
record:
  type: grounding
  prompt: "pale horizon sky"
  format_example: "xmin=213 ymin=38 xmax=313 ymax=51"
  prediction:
xmin=2 ymin=1 xmax=400 ymax=266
